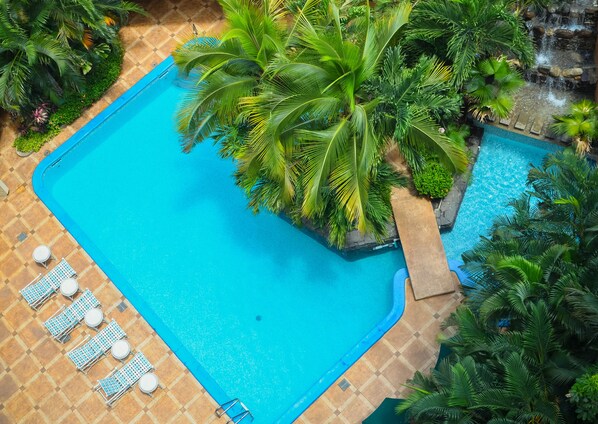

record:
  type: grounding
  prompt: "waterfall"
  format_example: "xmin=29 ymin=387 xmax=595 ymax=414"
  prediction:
xmin=504 ymin=1 xmax=596 ymax=137
xmin=544 ymin=77 xmax=567 ymax=107
xmin=535 ymin=29 xmax=557 ymax=66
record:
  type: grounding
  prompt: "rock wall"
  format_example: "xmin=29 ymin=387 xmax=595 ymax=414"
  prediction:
xmin=525 ymin=3 xmax=597 ymax=90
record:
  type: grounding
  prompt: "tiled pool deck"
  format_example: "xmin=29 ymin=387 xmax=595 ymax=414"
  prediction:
xmin=0 ymin=0 xmax=462 ymax=422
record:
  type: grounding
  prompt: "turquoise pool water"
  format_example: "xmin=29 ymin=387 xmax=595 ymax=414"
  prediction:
xmin=441 ymin=126 xmax=561 ymax=260
xmin=34 ymin=63 xmax=406 ymax=423
xmin=34 ymin=56 xmax=561 ymax=423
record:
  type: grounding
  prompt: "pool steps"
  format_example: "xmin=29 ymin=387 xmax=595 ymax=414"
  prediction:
xmin=216 ymin=398 xmax=253 ymax=423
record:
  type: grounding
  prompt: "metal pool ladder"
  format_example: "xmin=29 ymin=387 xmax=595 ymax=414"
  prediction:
xmin=216 ymin=398 xmax=253 ymax=423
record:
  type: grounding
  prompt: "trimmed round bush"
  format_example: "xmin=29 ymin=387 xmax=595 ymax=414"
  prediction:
xmin=413 ymin=162 xmax=453 ymax=199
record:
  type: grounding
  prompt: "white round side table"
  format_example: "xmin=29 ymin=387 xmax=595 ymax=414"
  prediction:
xmin=84 ymin=308 xmax=104 ymax=329
xmin=32 ymin=245 xmax=52 ymax=268
xmin=60 ymin=278 xmax=79 ymax=299
xmin=111 ymin=340 xmax=131 ymax=361
xmin=139 ymin=373 xmax=159 ymax=395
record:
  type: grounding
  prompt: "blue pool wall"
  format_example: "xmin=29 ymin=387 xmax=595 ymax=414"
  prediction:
xmin=32 ymin=53 xmax=474 ymax=422
xmin=480 ymin=124 xmax=564 ymax=153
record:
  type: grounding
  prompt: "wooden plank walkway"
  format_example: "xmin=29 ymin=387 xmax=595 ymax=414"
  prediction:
xmin=387 ymin=148 xmax=455 ymax=300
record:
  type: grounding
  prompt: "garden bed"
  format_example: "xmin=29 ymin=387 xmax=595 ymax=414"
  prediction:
xmin=434 ymin=131 xmax=482 ymax=231
xmin=341 ymin=128 xmax=483 ymax=254
xmin=13 ymin=40 xmax=124 ymax=153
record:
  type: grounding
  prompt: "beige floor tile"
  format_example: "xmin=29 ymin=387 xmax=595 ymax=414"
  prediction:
xmin=0 ymin=1 xmax=463 ymax=422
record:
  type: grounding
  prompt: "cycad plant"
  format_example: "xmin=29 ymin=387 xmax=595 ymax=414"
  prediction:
xmin=401 ymin=151 xmax=598 ymax=422
xmin=466 ymin=57 xmax=524 ymax=121
xmin=551 ymin=99 xmax=597 ymax=156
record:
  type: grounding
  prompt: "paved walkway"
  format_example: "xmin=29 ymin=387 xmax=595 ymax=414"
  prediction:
xmin=493 ymin=83 xmax=588 ymax=140
xmin=0 ymin=1 xmax=463 ymax=422
xmin=386 ymin=149 xmax=455 ymax=300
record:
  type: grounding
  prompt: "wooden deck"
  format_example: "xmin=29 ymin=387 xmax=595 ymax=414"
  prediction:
xmin=387 ymin=149 xmax=455 ymax=300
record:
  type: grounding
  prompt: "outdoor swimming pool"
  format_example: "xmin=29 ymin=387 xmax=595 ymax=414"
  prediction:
xmin=441 ymin=126 xmax=561 ymax=260
xmin=33 ymin=60 xmax=407 ymax=423
xmin=33 ymin=57 xmax=561 ymax=423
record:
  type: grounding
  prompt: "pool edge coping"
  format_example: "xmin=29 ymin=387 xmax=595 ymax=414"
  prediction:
xmin=31 ymin=53 xmax=470 ymax=423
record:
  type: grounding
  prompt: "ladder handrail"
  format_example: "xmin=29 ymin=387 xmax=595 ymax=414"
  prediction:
xmin=215 ymin=398 xmax=239 ymax=417
xmin=227 ymin=410 xmax=252 ymax=424
xmin=217 ymin=398 xmax=253 ymax=423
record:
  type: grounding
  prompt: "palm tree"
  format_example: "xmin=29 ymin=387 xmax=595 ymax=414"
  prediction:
xmin=402 ymin=151 xmax=598 ymax=423
xmin=466 ymin=57 xmax=524 ymax=121
xmin=401 ymin=340 xmax=564 ymax=423
xmin=174 ymin=0 xmax=468 ymax=246
xmin=401 ymin=303 xmax=575 ymax=423
xmin=365 ymin=46 xmax=465 ymax=172
xmin=241 ymin=2 xmax=468 ymax=234
xmin=172 ymin=0 xmax=292 ymax=153
xmin=239 ymin=2 xmax=417 ymax=234
xmin=405 ymin=0 xmax=534 ymax=87
xmin=463 ymin=151 xmax=598 ymax=347
xmin=551 ymin=100 xmax=597 ymax=156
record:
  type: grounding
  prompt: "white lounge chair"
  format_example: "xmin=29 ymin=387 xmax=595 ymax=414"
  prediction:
xmin=44 ymin=289 xmax=100 ymax=342
xmin=95 ymin=352 xmax=154 ymax=406
xmin=20 ymin=258 xmax=76 ymax=309
xmin=67 ymin=320 xmax=126 ymax=372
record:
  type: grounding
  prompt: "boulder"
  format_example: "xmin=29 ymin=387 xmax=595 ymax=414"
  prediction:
xmin=555 ymin=29 xmax=575 ymax=39
xmin=532 ymin=25 xmax=545 ymax=35
xmin=523 ymin=9 xmax=536 ymax=20
xmin=577 ymin=29 xmax=594 ymax=38
xmin=508 ymin=59 xmax=522 ymax=69
xmin=549 ymin=66 xmax=562 ymax=77
xmin=581 ymin=69 xmax=597 ymax=84
xmin=568 ymin=51 xmax=584 ymax=64
xmin=537 ymin=65 xmax=551 ymax=75
xmin=561 ymin=68 xmax=583 ymax=78
xmin=560 ymin=4 xmax=570 ymax=15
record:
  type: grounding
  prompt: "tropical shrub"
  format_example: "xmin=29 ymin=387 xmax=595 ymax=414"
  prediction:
xmin=173 ymin=0 xmax=468 ymax=247
xmin=569 ymin=368 xmax=598 ymax=423
xmin=413 ymin=161 xmax=453 ymax=199
xmin=445 ymin=124 xmax=470 ymax=149
xmin=405 ymin=0 xmax=534 ymax=87
xmin=14 ymin=42 xmax=124 ymax=152
xmin=0 ymin=0 xmax=141 ymax=114
xmin=401 ymin=150 xmax=598 ymax=423
xmin=365 ymin=47 xmax=464 ymax=173
xmin=466 ymin=57 xmax=524 ymax=120
xmin=551 ymin=99 xmax=597 ymax=156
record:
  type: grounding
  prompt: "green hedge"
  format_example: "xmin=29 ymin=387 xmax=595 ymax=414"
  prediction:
xmin=413 ymin=161 xmax=454 ymax=199
xmin=14 ymin=41 xmax=124 ymax=152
